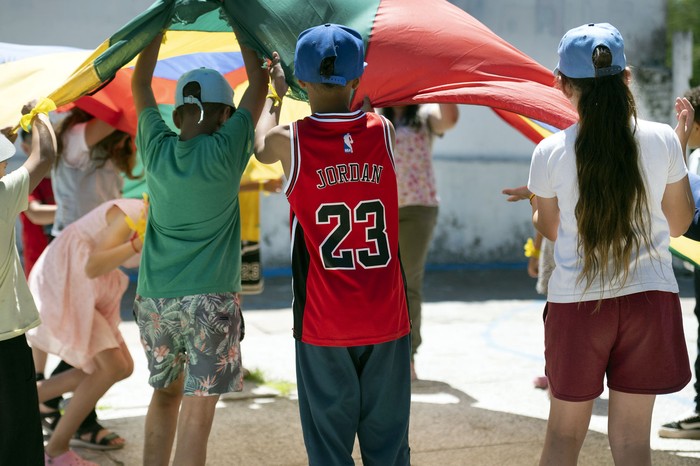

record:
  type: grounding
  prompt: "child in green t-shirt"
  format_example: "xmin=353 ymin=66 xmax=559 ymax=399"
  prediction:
xmin=131 ymin=30 xmax=283 ymax=465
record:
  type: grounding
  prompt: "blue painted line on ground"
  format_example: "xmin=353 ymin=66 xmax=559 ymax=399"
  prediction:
xmin=481 ymin=301 xmax=546 ymax=363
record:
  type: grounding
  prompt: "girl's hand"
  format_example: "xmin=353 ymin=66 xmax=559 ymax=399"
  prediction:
xmin=527 ymin=256 xmax=539 ymax=278
xmin=675 ymin=96 xmax=695 ymax=154
xmin=129 ymin=231 xmax=143 ymax=254
xmin=502 ymin=185 xmax=532 ymax=202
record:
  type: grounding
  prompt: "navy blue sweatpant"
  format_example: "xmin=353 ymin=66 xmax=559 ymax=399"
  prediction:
xmin=296 ymin=335 xmax=411 ymax=466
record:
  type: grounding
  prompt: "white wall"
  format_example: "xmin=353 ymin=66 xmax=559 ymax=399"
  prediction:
xmin=0 ymin=1 xmax=153 ymax=49
xmin=0 ymin=0 xmax=670 ymax=266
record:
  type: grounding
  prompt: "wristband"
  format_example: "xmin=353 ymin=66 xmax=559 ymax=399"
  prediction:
xmin=528 ymin=193 xmax=536 ymax=205
xmin=266 ymin=83 xmax=282 ymax=107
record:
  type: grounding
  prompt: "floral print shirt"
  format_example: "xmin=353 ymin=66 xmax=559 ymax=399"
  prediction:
xmin=393 ymin=106 xmax=439 ymax=207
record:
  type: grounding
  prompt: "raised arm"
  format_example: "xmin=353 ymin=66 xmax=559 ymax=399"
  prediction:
xmin=23 ymin=113 xmax=57 ymax=193
xmin=254 ymin=51 xmax=292 ymax=175
xmin=236 ymin=38 xmax=267 ymax=127
xmin=132 ymin=32 xmax=162 ymax=115
xmin=84 ymin=118 xmax=117 ymax=148
xmin=674 ymin=97 xmax=695 ymax=161
xmin=427 ymin=103 xmax=459 ymax=135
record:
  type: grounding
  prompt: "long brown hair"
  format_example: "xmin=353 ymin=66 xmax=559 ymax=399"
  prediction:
xmin=55 ymin=108 xmax=138 ymax=179
xmin=563 ymin=46 xmax=653 ymax=292
xmin=382 ymin=105 xmax=422 ymax=131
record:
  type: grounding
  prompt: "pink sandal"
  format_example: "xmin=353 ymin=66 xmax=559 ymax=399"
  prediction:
xmin=44 ymin=450 xmax=98 ymax=466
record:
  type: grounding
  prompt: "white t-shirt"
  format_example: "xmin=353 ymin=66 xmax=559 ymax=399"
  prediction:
xmin=0 ymin=167 xmax=41 ymax=341
xmin=528 ymin=119 xmax=687 ymax=303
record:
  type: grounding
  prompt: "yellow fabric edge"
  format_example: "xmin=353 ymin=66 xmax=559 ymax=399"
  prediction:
xmin=670 ymin=236 xmax=700 ymax=268
xmin=123 ymin=31 xmax=241 ymax=67
xmin=521 ymin=115 xmax=553 ymax=139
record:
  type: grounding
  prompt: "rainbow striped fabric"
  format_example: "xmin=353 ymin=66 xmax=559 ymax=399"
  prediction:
xmin=1 ymin=0 xmax=576 ymax=143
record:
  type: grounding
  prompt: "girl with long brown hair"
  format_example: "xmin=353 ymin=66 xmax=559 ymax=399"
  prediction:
xmin=528 ymin=23 xmax=695 ymax=465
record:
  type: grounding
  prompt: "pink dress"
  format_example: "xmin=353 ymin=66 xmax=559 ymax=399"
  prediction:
xmin=27 ymin=198 xmax=143 ymax=373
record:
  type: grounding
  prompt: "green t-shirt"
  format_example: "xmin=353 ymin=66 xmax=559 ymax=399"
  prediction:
xmin=135 ymin=106 xmax=253 ymax=298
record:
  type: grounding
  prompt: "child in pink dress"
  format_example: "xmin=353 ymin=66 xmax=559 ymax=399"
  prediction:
xmin=27 ymin=197 xmax=145 ymax=465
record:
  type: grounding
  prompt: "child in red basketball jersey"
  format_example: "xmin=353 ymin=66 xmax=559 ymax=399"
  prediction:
xmin=255 ymin=23 xmax=411 ymax=466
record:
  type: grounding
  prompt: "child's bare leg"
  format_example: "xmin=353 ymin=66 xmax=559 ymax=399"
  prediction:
xmin=143 ymin=373 xmax=184 ymax=466
xmin=44 ymin=343 xmax=132 ymax=458
xmin=31 ymin=346 xmax=47 ymax=376
xmin=607 ymin=390 xmax=654 ymax=466
xmin=37 ymin=368 xmax=84 ymax=403
xmin=172 ymin=394 xmax=220 ymax=466
xmin=539 ymin=397 xmax=594 ymax=466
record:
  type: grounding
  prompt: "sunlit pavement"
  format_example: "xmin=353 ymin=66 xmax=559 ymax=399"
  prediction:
xmin=53 ymin=267 xmax=700 ymax=465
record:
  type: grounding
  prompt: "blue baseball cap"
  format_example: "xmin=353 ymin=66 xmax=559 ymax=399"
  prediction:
xmin=554 ymin=23 xmax=626 ymax=78
xmin=294 ymin=23 xmax=366 ymax=86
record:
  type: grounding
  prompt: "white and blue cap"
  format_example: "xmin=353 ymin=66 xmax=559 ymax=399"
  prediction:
xmin=175 ymin=67 xmax=234 ymax=123
xmin=294 ymin=23 xmax=366 ymax=86
xmin=554 ymin=23 xmax=626 ymax=78
xmin=0 ymin=134 xmax=15 ymax=162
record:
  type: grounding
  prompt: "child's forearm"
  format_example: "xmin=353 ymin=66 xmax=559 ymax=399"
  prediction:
xmin=237 ymin=42 xmax=268 ymax=127
xmin=25 ymin=202 xmax=56 ymax=226
xmin=132 ymin=33 xmax=162 ymax=112
xmin=24 ymin=114 xmax=57 ymax=192
xmin=85 ymin=241 xmax=138 ymax=279
xmin=133 ymin=33 xmax=162 ymax=83
xmin=240 ymin=43 xmax=266 ymax=87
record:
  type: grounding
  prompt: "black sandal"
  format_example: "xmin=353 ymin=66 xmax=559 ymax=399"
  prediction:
xmin=69 ymin=421 xmax=125 ymax=451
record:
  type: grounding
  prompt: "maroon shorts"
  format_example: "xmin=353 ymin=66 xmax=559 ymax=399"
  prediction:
xmin=543 ymin=291 xmax=691 ymax=402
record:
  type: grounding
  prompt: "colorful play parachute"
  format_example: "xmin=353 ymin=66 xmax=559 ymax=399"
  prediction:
xmin=1 ymin=0 xmax=575 ymax=143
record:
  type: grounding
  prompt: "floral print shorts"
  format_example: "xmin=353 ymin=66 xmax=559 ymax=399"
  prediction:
xmin=134 ymin=292 xmax=244 ymax=396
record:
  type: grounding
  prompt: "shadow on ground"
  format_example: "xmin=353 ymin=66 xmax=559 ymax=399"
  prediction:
xmin=77 ymin=378 xmax=697 ymax=466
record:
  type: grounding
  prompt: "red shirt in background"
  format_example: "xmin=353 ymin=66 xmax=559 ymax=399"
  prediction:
xmin=20 ymin=178 xmax=55 ymax=277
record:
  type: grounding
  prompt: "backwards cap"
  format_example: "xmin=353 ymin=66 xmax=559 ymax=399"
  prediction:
xmin=294 ymin=23 xmax=366 ymax=86
xmin=175 ymin=68 xmax=234 ymax=123
xmin=554 ymin=23 xmax=626 ymax=79
xmin=0 ymin=134 xmax=15 ymax=163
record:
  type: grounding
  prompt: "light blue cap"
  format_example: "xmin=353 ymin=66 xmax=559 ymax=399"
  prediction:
xmin=554 ymin=23 xmax=626 ymax=78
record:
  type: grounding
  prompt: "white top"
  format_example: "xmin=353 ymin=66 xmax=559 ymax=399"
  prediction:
xmin=688 ymin=148 xmax=700 ymax=176
xmin=52 ymin=123 xmax=123 ymax=236
xmin=0 ymin=167 xmax=40 ymax=341
xmin=528 ymin=119 xmax=687 ymax=303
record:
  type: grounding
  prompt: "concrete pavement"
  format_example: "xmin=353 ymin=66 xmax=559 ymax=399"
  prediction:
xmin=50 ymin=267 xmax=700 ymax=465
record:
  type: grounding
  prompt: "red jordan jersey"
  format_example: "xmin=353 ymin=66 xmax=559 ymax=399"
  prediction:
xmin=286 ymin=110 xmax=410 ymax=346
